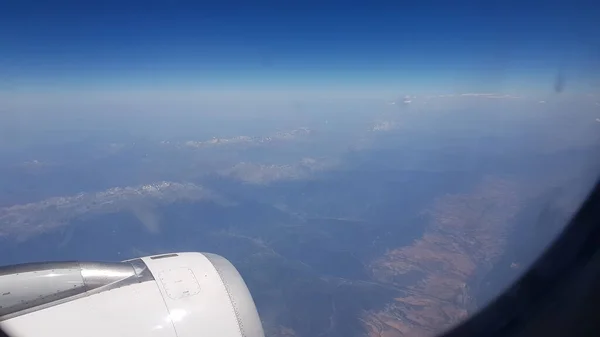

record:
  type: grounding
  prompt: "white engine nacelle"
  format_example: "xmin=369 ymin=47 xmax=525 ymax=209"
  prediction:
xmin=0 ymin=252 xmax=265 ymax=337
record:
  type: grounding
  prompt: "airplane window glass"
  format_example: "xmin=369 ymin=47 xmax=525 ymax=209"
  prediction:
xmin=1 ymin=2 xmax=598 ymax=337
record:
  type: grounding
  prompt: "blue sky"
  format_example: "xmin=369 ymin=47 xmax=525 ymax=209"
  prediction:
xmin=1 ymin=0 xmax=599 ymax=95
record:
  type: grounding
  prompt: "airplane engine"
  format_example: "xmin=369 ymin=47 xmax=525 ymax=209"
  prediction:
xmin=0 ymin=252 xmax=265 ymax=337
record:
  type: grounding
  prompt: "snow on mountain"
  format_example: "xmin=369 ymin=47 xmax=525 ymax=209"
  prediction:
xmin=0 ymin=181 xmax=229 ymax=238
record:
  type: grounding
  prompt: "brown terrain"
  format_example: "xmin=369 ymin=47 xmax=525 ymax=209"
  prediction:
xmin=362 ymin=176 xmax=521 ymax=337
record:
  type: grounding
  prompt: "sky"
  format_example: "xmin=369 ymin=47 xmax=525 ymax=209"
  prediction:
xmin=0 ymin=1 xmax=599 ymax=97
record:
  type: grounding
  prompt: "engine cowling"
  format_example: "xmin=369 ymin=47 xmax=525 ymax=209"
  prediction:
xmin=0 ymin=252 xmax=265 ymax=337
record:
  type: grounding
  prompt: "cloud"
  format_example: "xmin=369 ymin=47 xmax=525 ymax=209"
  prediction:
xmin=460 ymin=93 xmax=497 ymax=97
xmin=165 ymin=128 xmax=314 ymax=150
xmin=485 ymin=95 xmax=520 ymax=99
xmin=0 ymin=181 xmax=227 ymax=239
xmin=219 ymin=158 xmax=337 ymax=185
xmin=371 ymin=121 xmax=398 ymax=132
xmin=459 ymin=93 xmax=520 ymax=99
